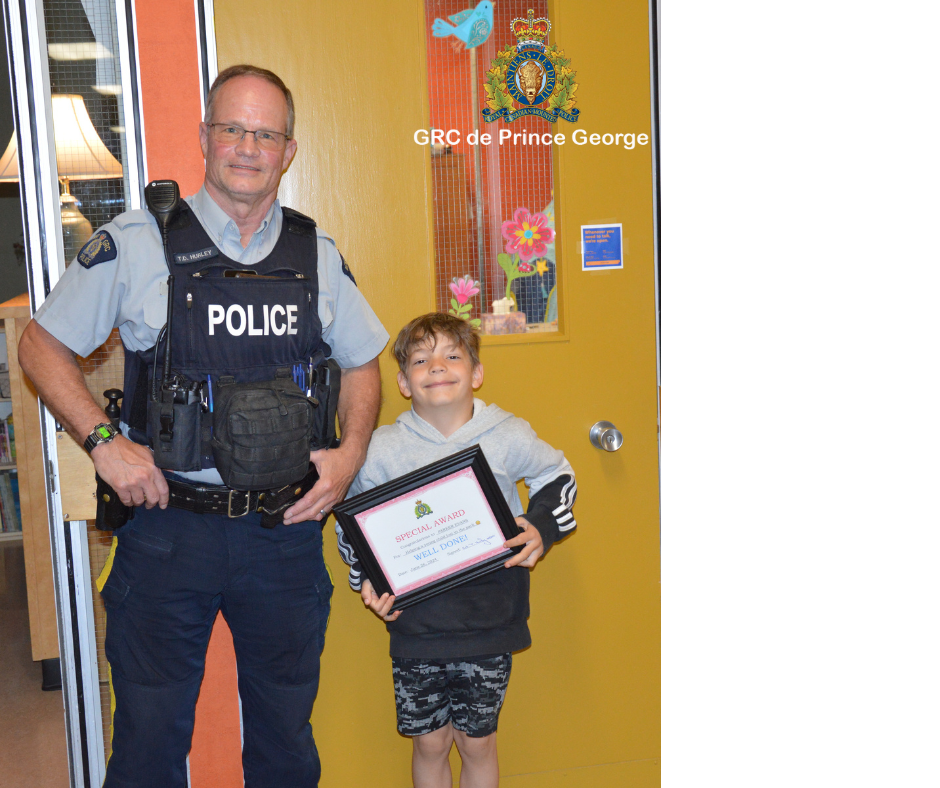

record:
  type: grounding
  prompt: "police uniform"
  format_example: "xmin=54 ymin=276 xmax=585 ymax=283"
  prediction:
xmin=35 ymin=186 xmax=389 ymax=788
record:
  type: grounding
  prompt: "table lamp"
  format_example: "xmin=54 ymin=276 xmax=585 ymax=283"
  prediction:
xmin=0 ymin=94 xmax=123 ymax=263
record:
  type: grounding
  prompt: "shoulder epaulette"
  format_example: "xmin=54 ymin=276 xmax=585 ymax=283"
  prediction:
xmin=282 ymin=207 xmax=317 ymax=238
xmin=111 ymin=209 xmax=157 ymax=230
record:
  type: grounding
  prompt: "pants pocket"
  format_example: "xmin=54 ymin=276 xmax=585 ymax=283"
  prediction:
xmin=120 ymin=526 xmax=174 ymax=560
xmin=99 ymin=568 xmax=130 ymax=611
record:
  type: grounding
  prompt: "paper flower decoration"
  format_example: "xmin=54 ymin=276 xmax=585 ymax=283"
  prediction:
xmin=448 ymin=275 xmax=482 ymax=328
xmin=501 ymin=208 xmax=555 ymax=262
xmin=449 ymin=274 xmax=480 ymax=305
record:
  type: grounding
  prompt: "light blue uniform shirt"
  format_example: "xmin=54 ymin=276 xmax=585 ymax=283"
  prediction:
xmin=36 ymin=186 xmax=389 ymax=368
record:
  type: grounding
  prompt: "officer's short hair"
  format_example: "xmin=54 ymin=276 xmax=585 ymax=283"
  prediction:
xmin=205 ymin=64 xmax=295 ymax=138
xmin=393 ymin=313 xmax=482 ymax=373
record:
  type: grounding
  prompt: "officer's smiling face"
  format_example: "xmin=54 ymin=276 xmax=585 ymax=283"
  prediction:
xmin=199 ymin=75 xmax=298 ymax=212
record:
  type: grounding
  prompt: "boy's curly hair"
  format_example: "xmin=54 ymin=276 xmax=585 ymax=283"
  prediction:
xmin=392 ymin=313 xmax=481 ymax=373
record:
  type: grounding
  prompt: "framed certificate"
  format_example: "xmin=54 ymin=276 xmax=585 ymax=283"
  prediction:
xmin=334 ymin=445 xmax=521 ymax=610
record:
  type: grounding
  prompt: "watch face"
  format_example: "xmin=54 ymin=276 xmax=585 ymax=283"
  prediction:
xmin=85 ymin=423 xmax=116 ymax=453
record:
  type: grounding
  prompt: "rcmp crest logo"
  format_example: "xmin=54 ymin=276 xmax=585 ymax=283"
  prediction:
xmin=414 ymin=500 xmax=433 ymax=519
xmin=77 ymin=230 xmax=117 ymax=269
xmin=482 ymin=9 xmax=580 ymax=124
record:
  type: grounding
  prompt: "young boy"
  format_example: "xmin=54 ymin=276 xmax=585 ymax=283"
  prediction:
xmin=336 ymin=313 xmax=577 ymax=788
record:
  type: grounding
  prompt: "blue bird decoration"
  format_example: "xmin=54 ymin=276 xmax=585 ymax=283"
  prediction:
xmin=432 ymin=1 xmax=495 ymax=50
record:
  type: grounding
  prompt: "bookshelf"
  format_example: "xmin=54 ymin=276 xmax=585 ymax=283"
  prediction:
xmin=0 ymin=294 xmax=58 ymax=660
xmin=0 ymin=322 xmax=20 ymax=542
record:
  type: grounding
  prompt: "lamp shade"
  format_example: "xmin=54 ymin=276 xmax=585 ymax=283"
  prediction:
xmin=0 ymin=133 xmax=17 ymax=181
xmin=0 ymin=94 xmax=123 ymax=182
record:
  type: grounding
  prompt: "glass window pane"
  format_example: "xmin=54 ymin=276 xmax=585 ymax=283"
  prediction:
xmin=44 ymin=0 xmax=130 ymax=267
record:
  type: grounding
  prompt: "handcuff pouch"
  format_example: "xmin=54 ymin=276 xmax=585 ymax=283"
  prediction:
xmin=94 ymin=473 xmax=134 ymax=531
xmin=309 ymin=358 xmax=341 ymax=450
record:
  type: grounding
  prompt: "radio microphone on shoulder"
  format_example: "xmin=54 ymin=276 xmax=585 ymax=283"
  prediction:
xmin=144 ymin=179 xmax=182 ymax=234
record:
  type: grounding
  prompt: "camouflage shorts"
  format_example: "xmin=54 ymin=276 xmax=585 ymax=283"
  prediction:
xmin=391 ymin=654 xmax=512 ymax=738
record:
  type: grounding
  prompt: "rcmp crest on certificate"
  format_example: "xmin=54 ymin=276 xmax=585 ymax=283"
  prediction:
xmin=482 ymin=9 xmax=580 ymax=124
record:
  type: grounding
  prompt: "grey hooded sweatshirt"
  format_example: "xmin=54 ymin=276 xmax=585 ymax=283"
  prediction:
xmin=337 ymin=399 xmax=577 ymax=660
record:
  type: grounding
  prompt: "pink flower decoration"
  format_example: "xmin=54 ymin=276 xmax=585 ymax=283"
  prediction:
xmin=450 ymin=275 xmax=480 ymax=305
xmin=501 ymin=208 xmax=555 ymax=262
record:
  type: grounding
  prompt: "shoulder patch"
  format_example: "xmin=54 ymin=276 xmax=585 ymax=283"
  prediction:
xmin=77 ymin=230 xmax=117 ymax=269
xmin=340 ymin=254 xmax=357 ymax=286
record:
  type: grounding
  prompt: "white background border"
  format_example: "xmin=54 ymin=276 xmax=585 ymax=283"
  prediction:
xmin=663 ymin=1 xmax=940 ymax=785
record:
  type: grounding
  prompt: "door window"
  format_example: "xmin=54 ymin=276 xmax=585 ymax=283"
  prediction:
xmin=424 ymin=0 xmax=560 ymax=336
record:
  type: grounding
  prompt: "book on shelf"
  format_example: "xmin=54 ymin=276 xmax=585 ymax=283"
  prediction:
xmin=0 ymin=416 xmax=13 ymax=464
xmin=0 ymin=472 xmax=20 ymax=532
xmin=10 ymin=474 xmax=20 ymax=525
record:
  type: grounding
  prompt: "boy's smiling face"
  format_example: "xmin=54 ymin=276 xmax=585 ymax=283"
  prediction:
xmin=398 ymin=334 xmax=484 ymax=428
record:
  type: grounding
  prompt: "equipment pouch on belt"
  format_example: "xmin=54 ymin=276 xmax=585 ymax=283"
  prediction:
xmin=148 ymin=378 xmax=203 ymax=472
xmin=211 ymin=378 xmax=315 ymax=490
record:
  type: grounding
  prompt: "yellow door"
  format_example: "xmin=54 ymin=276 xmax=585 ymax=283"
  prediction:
xmin=216 ymin=1 xmax=659 ymax=785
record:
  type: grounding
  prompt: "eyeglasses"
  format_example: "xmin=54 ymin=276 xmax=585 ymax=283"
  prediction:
xmin=207 ymin=123 xmax=291 ymax=151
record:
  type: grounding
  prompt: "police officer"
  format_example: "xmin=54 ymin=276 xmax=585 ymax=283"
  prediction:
xmin=19 ymin=65 xmax=388 ymax=787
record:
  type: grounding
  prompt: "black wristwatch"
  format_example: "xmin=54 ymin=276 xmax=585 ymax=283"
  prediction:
xmin=84 ymin=422 xmax=118 ymax=453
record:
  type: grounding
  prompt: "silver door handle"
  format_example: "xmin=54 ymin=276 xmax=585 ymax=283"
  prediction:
xmin=590 ymin=421 xmax=623 ymax=452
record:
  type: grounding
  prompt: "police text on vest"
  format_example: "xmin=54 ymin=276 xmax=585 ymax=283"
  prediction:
xmin=207 ymin=304 xmax=298 ymax=336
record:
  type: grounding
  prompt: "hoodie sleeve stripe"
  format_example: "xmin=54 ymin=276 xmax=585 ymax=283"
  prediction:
xmin=527 ymin=472 xmax=577 ymax=553
xmin=335 ymin=524 xmax=358 ymax=566
xmin=560 ymin=477 xmax=577 ymax=507
xmin=335 ymin=522 xmax=364 ymax=589
xmin=552 ymin=480 xmax=577 ymax=516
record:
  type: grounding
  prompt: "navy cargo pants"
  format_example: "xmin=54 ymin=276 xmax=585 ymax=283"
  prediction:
xmin=99 ymin=503 xmax=333 ymax=788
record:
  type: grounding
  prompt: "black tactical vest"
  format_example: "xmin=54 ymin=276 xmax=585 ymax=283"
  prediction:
xmin=122 ymin=203 xmax=329 ymax=470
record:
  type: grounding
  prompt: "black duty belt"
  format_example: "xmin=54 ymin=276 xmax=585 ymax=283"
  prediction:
xmin=166 ymin=464 xmax=320 ymax=528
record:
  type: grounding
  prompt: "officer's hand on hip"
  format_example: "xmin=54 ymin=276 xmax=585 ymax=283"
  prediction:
xmin=91 ymin=435 xmax=170 ymax=509
xmin=282 ymin=444 xmax=361 ymax=524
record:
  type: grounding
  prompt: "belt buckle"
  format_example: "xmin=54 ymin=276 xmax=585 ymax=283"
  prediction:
xmin=227 ymin=489 xmax=250 ymax=518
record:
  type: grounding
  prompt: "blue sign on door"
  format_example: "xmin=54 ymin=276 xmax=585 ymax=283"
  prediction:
xmin=581 ymin=224 xmax=624 ymax=271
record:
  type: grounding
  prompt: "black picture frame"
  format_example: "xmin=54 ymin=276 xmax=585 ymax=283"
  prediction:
xmin=334 ymin=445 xmax=522 ymax=611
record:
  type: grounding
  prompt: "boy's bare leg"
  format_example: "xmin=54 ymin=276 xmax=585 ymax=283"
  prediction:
xmin=412 ymin=722 xmax=455 ymax=788
xmin=453 ymin=730 xmax=499 ymax=788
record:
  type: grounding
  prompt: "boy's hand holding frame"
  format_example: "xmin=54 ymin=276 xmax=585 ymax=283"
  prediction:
xmin=361 ymin=579 xmax=402 ymax=622
xmin=503 ymin=517 xmax=544 ymax=568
